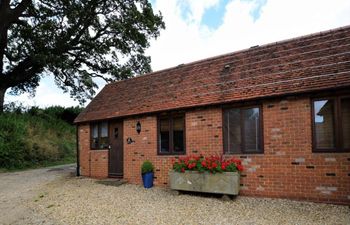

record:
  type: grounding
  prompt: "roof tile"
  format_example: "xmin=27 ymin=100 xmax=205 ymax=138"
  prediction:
xmin=75 ymin=25 xmax=350 ymax=123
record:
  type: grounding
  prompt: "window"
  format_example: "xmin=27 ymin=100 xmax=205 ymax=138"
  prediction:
xmin=223 ymin=106 xmax=262 ymax=154
xmin=158 ymin=114 xmax=185 ymax=155
xmin=312 ymin=96 xmax=350 ymax=152
xmin=91 ymin=121 xmax=109 ymax=149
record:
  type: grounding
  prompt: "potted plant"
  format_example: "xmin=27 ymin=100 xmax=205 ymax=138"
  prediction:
xmin=141 ymin=160 xmax=154 ymax=188
xmin=169 ymin=155 xmax=244 ymax=195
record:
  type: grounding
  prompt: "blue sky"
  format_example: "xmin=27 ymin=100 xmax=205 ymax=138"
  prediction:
xmin=5 ymin=0 xmax=350 ymax=108
xmin=200 ymin=0 xmax=230 ymax=29
xmin=199 ymin=0 xmax=267 ymax=29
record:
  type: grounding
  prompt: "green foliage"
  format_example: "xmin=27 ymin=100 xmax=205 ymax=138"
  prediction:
xmin=141 ymin=160 xmax=154 ymax=174
xmin=0 ymin=0 xmax=165 ymax=109
xmin=29 ymin=106 xmax=84 ymax=124
xmin=0 ymin=107 xmax=77 ymax=169
xmin=0 ymin=114 xmax=28 ymax=168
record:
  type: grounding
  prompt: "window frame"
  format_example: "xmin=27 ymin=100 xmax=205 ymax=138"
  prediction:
xmin=222 ymin=105 xmax=264 ymax=155
xmin=311 ymin=95 xmax=350 ymax=153
xmin=90 ymin=121 xmax=109 ymax=150
xmin=157 ymin=113 xmax=186 ymax=155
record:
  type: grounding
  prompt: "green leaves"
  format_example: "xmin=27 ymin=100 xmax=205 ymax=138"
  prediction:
xmin=141 ymin=160 xmax=154 ymax=174
xmin=0 ymin=106 xmax=80 ymax=169
xmin=1 ymin=0 xmax=165 ymax=106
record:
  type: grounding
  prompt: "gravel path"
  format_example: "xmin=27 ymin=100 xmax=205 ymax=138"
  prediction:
xmin=1 ymin=166 xmax=349 ymax=225
xmin=0 ymin=164 xmax=75 ymax=225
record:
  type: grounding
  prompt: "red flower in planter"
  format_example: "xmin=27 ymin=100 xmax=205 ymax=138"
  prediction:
xmin=221 ymin=163 xmax=227 ymax=170
xmin=237 ymin=164 xmax=244 ymax=172
xmin=188 ymin=162 xmax=196 ymax=169
xmin=172 ymin=154 xmax=243 ymax=173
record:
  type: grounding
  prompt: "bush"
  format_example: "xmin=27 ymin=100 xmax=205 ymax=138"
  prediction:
xmin=0 ymin=114 xmax=28 ymax=168
xmin=0 ymin=107 xmax=77 ymax=169
xmin=141 ymin=160 xmax=154 ymax=174
xmin=42 ymin=106 xmax=83 ymax=124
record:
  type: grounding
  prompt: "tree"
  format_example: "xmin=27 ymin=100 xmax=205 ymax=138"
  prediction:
xmin=0 ymin=0 xmax=165 ymax=112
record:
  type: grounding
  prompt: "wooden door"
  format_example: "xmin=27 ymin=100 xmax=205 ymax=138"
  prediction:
xmin=109 ymin=120 xmax=123 ymax=178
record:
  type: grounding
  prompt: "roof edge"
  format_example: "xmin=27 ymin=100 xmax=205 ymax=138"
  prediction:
xmin=74 ymin=85 xmax=350 ymax=124
xmin=106 ymin=24 xmax=350 ymax=87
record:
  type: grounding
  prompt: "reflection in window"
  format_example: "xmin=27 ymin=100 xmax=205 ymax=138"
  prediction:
xmin=91 ymin=124 xmax=99 ymax=149
xmin=313 ymin=100 xmax=335 ymax=149
xmin=173 ymin=117 xmax=184 ymax=153
xmin=90 ymin=122 xmax=109 ymax=149
xmin=160 ymin=118 xmax=170 ymax=153
xmin=243 ymin=108 xmax=261 ymax=152
xmin=158 ymin=114 xmax=185 ymax=155
xmin=224 ymin=106 xmax=262 ymax=154
xmin=342 ymin=98 xmax=350 ymax=149
xmin=224 ymin=109 xmax=241 ymax=154
xmin=100 ymin=122 xmax=108 ymax=137
xmin=313 ymin=96 xmax=350 ymax=152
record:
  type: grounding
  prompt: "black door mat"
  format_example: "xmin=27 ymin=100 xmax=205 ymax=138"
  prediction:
xmin=96 ymin=179 xmax=127 ymax=187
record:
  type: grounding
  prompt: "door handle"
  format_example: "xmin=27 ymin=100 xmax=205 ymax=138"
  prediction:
xmin=108 ymin=145 xmax=111 ymax=150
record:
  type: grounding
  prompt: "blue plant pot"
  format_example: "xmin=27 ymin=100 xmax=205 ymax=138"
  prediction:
xmin=142 ymin=172 xmax=154 ymax=188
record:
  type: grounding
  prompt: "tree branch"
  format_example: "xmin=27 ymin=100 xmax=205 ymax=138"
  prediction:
xmin=3 ymin=57 xmax=42 ymax=87
xmin=77 ymin=68 xmax=111 ymax=83
xmin=12 ymin=19 xmax=28 ymax=26
xmin=0 ymin=0 xmax=32 ymax=75
xmin=11 ymin=0 xmax=32 ymax=22
xmin=0 ymin=26 xmax=7 ymax=75
xmin=0 ymin=0 xmax=10 ymax=9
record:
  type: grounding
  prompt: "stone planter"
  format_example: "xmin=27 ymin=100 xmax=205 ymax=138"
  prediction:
xmin=169 ymin=171 xmax=240 ymax=195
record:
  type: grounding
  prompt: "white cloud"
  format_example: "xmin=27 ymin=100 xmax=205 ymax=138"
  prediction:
xmin=148 ymin=0 xmax=350 ymax=70
xmin=5 ymin=0 xmax=350 ymax=108
xmin=4 ymin=76 xmax=79 ymax=108
xmin=177 ymin=0 xmax=221 ymax=24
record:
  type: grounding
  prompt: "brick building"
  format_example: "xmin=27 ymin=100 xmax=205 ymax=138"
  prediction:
xmin=74 ymin=25 xmax=350 ymax=204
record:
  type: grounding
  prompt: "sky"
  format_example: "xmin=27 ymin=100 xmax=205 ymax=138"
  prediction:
xmin=5 ymin=0 xmax=350 ymax=108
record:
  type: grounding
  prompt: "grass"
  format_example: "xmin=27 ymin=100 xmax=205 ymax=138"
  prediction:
xmin=0 ymin=157 xmax=76 ymax=173
xmin=0 ymin=106 xmax=82 ymax=171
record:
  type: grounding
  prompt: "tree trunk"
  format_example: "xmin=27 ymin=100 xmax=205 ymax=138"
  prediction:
xmin=0 ymin=86 xmax=6 ymax=113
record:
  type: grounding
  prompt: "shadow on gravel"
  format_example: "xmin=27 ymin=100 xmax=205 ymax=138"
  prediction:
xmin=96 ymin=179 xmax=127 ymax=187
xmin=46 ymin=164 xmax=76 ymax=178
xmin=47 ymin=168 xmax=65 ymax=172
xmin=173 ymin=190 xmax=238 ymax=201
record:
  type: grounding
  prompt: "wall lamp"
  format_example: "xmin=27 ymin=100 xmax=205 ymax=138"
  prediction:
xmin=136 ymin=121 xmax=141 ymax=134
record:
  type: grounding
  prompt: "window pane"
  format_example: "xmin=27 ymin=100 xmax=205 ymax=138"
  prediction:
xmin=92 ymin=138 xmax=99 ymax=149
xmin=173 ymin=117 xmax=184 ymax=153
xmin=99 ymin=137 xmax=109 ymax=149
xmin=160 ymin=118 xmax=169 ymax=153
xmin=243 ymin=108 xmax=261 ymax=152
xmin=100 ymin=122 xmax=108 ymax=137
xmin=92 ymin=124 xmax=98 ymax=138
xmin=91 ymin=124 xmax=99 ymax=148
xmin=314 ymin=100 xmax=335 ymax=149
xmin=342 ymin=98 xmax=350 ymax=149
xmin=226 ymin=109 xmax=241 ymax=153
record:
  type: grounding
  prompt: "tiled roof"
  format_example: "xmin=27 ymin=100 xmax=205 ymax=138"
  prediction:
xmin=75 ymin=25 xmax=350 ymax=123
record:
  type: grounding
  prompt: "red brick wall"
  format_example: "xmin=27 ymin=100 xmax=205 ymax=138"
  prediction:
xmin=78 ymin=123 xmax=108 ymax=178
xmin=122 ymin=109 xmax=224 ymax=186
xmin=123 ymin=116 xmax=166 ymax=185
xmin=185 ymin=108 xmax=223 ymax=156
xmin=238 ymin=97 xmax=350 ymax=204
xmin=78 ymin=96 xmax=350 ymax=204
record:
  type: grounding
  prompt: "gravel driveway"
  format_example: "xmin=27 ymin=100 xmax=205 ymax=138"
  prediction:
xmin=0 ymin=164 xmax=76 ymax=225
xmin=0 ymin=166 xmax=349 ymax=225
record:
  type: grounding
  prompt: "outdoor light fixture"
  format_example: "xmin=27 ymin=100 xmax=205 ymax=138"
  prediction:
xmin=136 ymin=121 xmax=141 ymax=134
